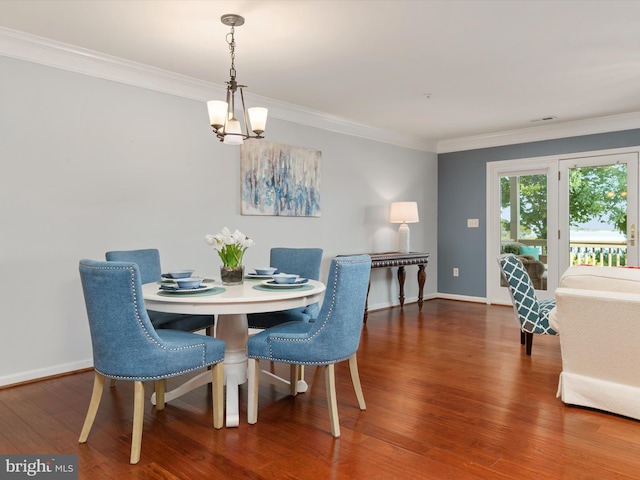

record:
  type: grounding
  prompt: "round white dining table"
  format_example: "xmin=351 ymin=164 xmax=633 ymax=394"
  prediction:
xmin=142 ymin=277 xmax=326 ymax=427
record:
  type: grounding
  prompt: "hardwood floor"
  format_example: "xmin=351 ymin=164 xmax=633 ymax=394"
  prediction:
xmin=1 ymin=299 xmax=639 ymax=479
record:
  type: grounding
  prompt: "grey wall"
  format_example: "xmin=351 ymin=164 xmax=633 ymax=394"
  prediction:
xmin=0 ymin=55 xmax=438 ymax=385
xmin=438 ymin=129 xmax=640 ymax=298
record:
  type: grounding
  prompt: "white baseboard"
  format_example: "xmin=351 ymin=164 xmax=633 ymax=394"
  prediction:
xmin=368 ymin=292 xmax=487 ymax=310
xmin=0 ymin=359 xmax=93 ymax=388
xmin=436 ymin=293 xmax=488 ymax=303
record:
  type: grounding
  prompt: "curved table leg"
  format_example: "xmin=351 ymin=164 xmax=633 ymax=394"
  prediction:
xmin=259 ymin=369 xmax=308 ymax=393
xmin=397 ymin=266 xmax=406 ymax=307
xmin=417 ymin=264 xmax=426 ymax=310
xmin=151 ymin=371 xmax=211 ymax=406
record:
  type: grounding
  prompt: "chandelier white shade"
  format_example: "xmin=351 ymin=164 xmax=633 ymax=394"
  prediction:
xmin=207 ymin=14 xmax=267 ymax=145
xmin=390 ymin=202 xmax=419 ymax=253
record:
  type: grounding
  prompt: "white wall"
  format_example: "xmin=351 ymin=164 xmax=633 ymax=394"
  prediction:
xmin=0 ymin=55 xmax=437 ymax=386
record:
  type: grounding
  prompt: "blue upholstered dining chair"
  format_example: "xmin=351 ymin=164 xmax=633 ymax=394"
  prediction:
xmin=498 ymin=254 xmax=557 ymax=355
xmin=78 ymin=259 xmax=225 ymax=464
xmin=247 ymin=254 xmax=371 ymax=437
xmin=247 ymin=247 xmax=323 ymax=329
xmin=106 ymin=249 xmax=214 ymax=334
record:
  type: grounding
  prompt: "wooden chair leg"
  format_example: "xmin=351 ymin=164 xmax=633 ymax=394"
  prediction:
xmin=247 ymin=359 xmax=259 ymax=425
xmin=155 ymin=380 xmax=166 ymax=410
xmin=520 ymin=330 xmax=525 ymax=345
xmin=79 ymin=372 xmax=105 ymax=444
xmin=211 ymin=362 xmax=224 ymax=429
xmin=325 ymin=363 xmax=340 ymax=438
xmin=130 ymin=381 xmax=145 ymax=464
xmin=525 ymin=332 xmax=533 ymax=356
xmin=348 ymin=354 xmax=366 ymax=410
xmin=289 ymin=364 xmax=300 ymax=396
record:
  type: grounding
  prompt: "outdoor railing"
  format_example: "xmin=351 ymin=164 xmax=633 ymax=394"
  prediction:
xmin=569 ymin=241 xmax=627 ymax=267
xmin=508 ymin=238 xmax=628 ymax=266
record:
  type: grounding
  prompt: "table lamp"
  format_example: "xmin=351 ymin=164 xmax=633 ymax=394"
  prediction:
xmin=390 ymin=202 xmax=419 ymax=253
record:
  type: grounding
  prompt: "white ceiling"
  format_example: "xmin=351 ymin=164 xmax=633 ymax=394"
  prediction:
xmin=3 ymin=0 xmax=640 ymax=151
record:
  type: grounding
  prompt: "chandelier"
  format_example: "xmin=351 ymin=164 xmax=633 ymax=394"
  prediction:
xmin=207 ymin=14 xmax=268 ymax=145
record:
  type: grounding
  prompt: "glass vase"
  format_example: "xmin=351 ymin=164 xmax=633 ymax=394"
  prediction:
xmin=220 ymin=265 xmax=244 ymax=285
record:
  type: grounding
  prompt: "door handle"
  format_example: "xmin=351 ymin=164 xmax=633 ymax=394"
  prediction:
xmin=631 ymin=224 xmax=636 ymax=247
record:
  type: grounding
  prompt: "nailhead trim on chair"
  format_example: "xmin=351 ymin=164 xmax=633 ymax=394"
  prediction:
xmin=258 ymin=256 xmax=367 ymax=365
xmin=95 ymin=365 xmax=214 ymax=382
xmin=83 ymin=262 xmax=214 ymax=375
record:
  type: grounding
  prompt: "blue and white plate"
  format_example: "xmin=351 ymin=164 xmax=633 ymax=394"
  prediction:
xmin=159 ymin=284 xmax=216 ymax=294
xmin=261 ymin=278 xmax=308 ymax=288
xmin=246 ymin=273 xmax=274 ymax=279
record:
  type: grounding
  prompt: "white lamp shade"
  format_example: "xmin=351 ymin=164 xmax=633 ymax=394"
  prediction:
xmin=248 ymin=107 xmax=268 ymax=134
xmin=223 ymin=119 xmax=243 ymax=145
xmin=207 ymin=100 xmax=228 ymax=128
xmin=390 ymin=202 xmax=419 ymax=224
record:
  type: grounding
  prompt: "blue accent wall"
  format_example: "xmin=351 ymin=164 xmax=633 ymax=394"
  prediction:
xmin=437 ymin=129 xmax=640 ymax=298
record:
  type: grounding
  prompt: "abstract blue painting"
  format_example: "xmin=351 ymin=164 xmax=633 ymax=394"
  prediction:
xmin=240 ymin=140 xmax=321 ymax=217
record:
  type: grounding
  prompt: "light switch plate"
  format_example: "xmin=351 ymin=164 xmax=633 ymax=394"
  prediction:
xmin=467 ymin=218 xmax=479 ymax=228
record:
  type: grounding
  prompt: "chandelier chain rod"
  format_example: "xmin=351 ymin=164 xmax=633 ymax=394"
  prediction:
xmin=227 ymin=27 xmax=236 ymax=81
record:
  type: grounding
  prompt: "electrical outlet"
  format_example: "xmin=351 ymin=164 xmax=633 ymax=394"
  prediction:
xmin=453 ymin=268 xmax=459 ymax=277
xmin=467 ymin=218 xmax=479 ymax=228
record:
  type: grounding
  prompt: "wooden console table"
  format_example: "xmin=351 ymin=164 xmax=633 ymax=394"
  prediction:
xmin=365 ymin=252 xmax=430 ymax=321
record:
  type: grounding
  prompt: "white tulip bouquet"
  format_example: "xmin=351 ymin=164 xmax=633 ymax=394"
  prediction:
xmin=205 ymin=227 xmax=254 ymax=268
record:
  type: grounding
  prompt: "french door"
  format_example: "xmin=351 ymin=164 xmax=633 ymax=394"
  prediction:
xmin=558 ymin=152 xmax=638 ymax=270
xmin=487 ymin=148 xmax=639 ymax=305
xmin=487 ymin=160 xmax=558 ymax=304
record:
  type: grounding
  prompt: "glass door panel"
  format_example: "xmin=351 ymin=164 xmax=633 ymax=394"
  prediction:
xmin=487 ymin=159 xmax=556 ymax=305
xmin=499 ymin=173 xmax=548 ymax=291
xmin=559 ymin=152 xmax=638 ymax=272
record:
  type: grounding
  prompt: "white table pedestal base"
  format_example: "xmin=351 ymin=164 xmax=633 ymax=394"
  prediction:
xmin=151 ymin=313 xmax=249 ymax=427
xmin=215 ymin=313 xmax=248 ymax=427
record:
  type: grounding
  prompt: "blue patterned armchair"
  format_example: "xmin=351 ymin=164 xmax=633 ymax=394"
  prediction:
xmin=498 ymin=254 xmax=557 ymax=355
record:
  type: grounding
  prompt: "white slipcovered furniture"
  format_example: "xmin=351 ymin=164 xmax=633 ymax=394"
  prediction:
xmin=551 ymin=265 xmax=640 ymax=420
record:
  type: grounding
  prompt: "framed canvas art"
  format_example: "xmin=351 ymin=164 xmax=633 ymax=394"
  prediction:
xmin=240 ymin=140 xmax=321 ymax=217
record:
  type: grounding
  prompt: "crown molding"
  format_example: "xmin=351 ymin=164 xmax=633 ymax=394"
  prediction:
xmin=7 ymin=26 xmax=632 ymax=155
xmin=437 ymin=112 xmax=640 ymax=154
xmin=0 ymin=26 xmax=436 ymax=152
